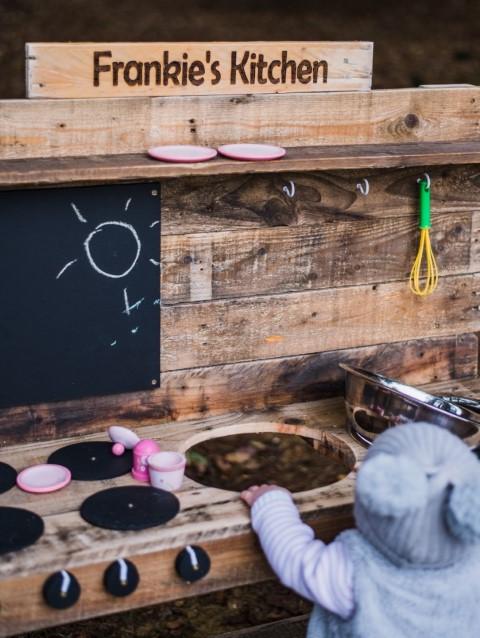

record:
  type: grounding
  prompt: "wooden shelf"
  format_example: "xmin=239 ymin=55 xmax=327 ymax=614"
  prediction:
xmin=2 ymin=141 xmax=480 ymax=188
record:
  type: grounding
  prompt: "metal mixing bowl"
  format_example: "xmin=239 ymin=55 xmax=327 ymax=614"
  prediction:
xmin=340 ymin=363 xmax=480 ymax=450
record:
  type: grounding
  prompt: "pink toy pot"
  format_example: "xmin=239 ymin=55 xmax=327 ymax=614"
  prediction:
xmin=132 ymin=439 xmax=160 ymax=482
xmin=148 ymin=451 xmax=186 ymax=492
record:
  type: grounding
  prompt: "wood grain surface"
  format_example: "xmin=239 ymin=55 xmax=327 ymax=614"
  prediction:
xmin=2 ymin=88 xmax=480 ymax=160
xmin=0 ymin=334 xmax=475 ymax=446
xmin=26 ymin=42 xmax=373 ymax=98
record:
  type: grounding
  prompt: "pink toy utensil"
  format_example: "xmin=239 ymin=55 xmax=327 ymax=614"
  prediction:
xmin=132 ymin=439 xmax=160 ymax=482
xmin=108 ymin=425 xmax=141 ymax=456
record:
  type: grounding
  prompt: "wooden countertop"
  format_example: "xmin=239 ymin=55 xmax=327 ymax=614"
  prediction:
xmin=0 ymin=398 xmax=361 ymax=636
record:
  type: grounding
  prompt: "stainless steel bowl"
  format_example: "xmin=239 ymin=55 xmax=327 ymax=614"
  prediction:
xmin=340 ymin=363 xmax=480 ymax=450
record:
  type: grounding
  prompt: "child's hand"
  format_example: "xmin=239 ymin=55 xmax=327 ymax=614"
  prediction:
xmin=240 ymin=484 xmax=290 ymax=508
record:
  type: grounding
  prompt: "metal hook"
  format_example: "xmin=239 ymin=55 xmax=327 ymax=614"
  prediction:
xmin=282 ymin=180 xmax=295 ymax=198
xmin=356 ymin=178 xmax=370 ymax=196
xmin=417 ymin=173 xmax=431 ymax=191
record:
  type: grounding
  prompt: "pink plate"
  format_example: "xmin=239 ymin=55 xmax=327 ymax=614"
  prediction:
xmin=147 ymin=145 xmax=217 ymax=163
xmin=17 ymin=464 xmax=71 ymax=494
xmin=217 ymin=143 xmax=286 ymax=161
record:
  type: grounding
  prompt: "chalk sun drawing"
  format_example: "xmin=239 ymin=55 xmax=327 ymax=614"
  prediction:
xmin=56 ymin=197 xmax=160 ymax=346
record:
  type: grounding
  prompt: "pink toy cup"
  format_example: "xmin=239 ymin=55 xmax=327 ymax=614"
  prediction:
xmin=132 ymin=439 xmax=160 ymax=482
xmin=148 ymin=451 xmax=186 ymax=492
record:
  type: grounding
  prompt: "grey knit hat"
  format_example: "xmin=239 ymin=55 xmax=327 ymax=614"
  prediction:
xmin=354 ymin=421 xmax=480 ymax=568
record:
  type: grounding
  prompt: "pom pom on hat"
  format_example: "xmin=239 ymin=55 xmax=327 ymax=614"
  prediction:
xmin=356 ymin=453 xmax=428 ymax=517
xmin=354 ymin=422 xmax=480 ymax=567
xmin=446 ymin=474 xmax=480 ymax=543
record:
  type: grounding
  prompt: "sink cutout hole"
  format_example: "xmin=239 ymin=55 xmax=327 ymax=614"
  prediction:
xmin=185 ymin=431 xmax=354 ymax=493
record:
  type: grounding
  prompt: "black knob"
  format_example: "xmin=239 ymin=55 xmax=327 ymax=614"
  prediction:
xmin=43 ymin=570 xmax=81 ymax=609
xmin=104 ymin=558 xmax=139 ymax=597
xmin=175 ymin=545 xmax=210 ymax=583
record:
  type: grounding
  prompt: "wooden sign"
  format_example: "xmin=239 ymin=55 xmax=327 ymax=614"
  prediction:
xmin=26 ymin=42 xmax=373 ymax=98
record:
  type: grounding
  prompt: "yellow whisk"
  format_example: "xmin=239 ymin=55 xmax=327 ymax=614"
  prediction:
xmin=409 ymin=177 xmax=438 ymax=296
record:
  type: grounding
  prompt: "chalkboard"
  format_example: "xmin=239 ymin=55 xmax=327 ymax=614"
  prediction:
xmin=0 ymin=182 xmax=161 ymax=408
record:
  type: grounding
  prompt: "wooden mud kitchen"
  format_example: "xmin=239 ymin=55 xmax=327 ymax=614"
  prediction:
xmin=1 ymin=41 xmax=480 ymax=636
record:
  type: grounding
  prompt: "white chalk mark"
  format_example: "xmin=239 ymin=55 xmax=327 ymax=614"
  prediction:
xmin=56 ymin=259 xmax=78 ymax=279
xmin=123 ymin=288 xmax=131 ymax=316
xmin=131 ymin=326 xmax=139 ymax=334
xmin=150 ymin=259 xmax=160 ymax=266
xmin=150 ymin=220 xmax=160 ymax=227
xmin=84 ymin=221 xmax=141 ymax=278
xmin=71 ymin=202 xmax=87 ymax=223
xmin=111 ymin=340 xmax=117 ymax=346
xmin=123 ymin=288 xmax=144 ymax=314
xmin=125 ymin=198 xmax=132 ymax=211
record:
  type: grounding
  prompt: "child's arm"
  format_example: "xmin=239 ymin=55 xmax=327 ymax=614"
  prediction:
xmin=241 ymin=485 xmax=354 ymax=619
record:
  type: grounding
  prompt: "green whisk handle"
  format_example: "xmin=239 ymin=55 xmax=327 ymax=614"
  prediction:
xmin=419 ymin=179 xmax=431 ymax=229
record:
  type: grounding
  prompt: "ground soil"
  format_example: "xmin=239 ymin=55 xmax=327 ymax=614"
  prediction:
xmin=3 ymin=0 xmax=480 ymax=635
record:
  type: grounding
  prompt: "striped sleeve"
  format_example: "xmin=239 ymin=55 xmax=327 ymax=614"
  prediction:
xmin=250 ymin=489 xmax=354 ymax=619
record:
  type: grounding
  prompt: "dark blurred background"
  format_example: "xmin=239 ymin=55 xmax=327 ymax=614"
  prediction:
xmin=1 ymin=0 xmax=479 ymax=97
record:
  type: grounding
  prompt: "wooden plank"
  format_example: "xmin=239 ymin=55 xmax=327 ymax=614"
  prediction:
xmin=0 ymin=334 xmax=475 ymax=445
xmin=161 ymin=274 xmax=480 ymax=371
xmin=161 ymin=164 xmax=480 ymax=235
xmin=26 ymin=42 xmax=373 ymax=98
xmin=2 ymin=88 xmax=480 ymax=160
xmin=3 ymin=143 xmax=480 ymax=187
xmin=161 ymin=213 xmax=472 ymax=303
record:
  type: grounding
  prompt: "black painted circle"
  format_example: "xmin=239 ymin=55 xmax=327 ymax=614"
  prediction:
xmin=48 ymin=442 xmax=132 ymax=480
xmin=0 ymin=507 xmax=44 ymax=555
xmin=0 ymin=461 xmax=17 ymax=494
xmin=104 ymin=559 xmax=140 ymax=597
xmin=80 ymin=486 xmax=179 ymax=530
xmin=43 ymin=571 xmax=81 ymax=609
xmin=175 ymin=545 xmax=211 ymax=582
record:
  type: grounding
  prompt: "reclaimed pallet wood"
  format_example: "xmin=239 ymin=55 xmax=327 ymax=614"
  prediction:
xmin=0 ymin=400 xmax=361 ymax=636
xmin=26 ymin=41 xmax=373 ymax=98
xmin=3 ymin=143 xmax=480 ymax=186
xmin=160 ymin=164 xmax=480 ymax=234
xmin=161 ymin=274 xmax=480 ymax=371
xmin=1 ymin=88 xmax=480 ymax=160
xmin=161 ymin=213 xmax=474 ymax=303
xmin=0 ymin=334 xmax=476 ymax=445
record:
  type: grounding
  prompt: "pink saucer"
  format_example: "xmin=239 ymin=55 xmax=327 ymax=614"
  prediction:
xmin=17 ymin=464 xmax=71 ymax=494
xmin=147 ymin=145 xmax=217 ymax=163
xmin=217 ymin=143 xmax=286 ymax=161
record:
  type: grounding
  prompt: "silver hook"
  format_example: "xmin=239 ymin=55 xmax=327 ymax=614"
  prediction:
xmin=356 ymin=179 xmax=370 ymax=196
xmin=417 ymin=173 xmax=431 ymax=191
xmin=282 ymin=180 xmax=295 ymax=198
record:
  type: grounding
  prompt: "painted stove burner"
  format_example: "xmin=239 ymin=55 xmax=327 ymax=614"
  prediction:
xmin=48 ymin=441 xmax=133 ymax=480
xmin=80 ymin=485 xmax=180 ymax=530
xmin=0 ymin=506 xmax=44 ymax=555
xmin=0 ymin=461 xmax=17 ymax=494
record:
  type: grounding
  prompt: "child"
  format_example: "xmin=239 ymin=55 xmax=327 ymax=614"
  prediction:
xmin=241 ymin=421 xmax=480 ymax=637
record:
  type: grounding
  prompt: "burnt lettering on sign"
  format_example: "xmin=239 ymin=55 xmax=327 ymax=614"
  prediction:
xmin=93 ymin=49 xmax=329 ymax=89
